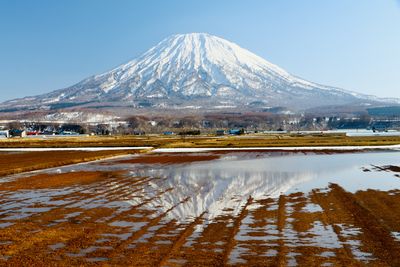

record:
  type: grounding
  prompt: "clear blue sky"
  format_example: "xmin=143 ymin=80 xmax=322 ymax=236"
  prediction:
xmin=1 ymin=0 xmax=400 ymax=101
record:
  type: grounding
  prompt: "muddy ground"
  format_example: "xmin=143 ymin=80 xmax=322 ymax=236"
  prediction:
xmin=0 ymin=150 xmax=141 ymax=177
xmin=0 ymin=153 xmax=400 ymax=266
xmin=1 ymin=134 xmax=400 ymax=149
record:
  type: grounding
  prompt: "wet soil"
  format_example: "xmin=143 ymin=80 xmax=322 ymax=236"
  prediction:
xmin=0 ymin=154 xmax=400 ymax=266
xmin=0 ymin=182 xmax=399 ymax=266
xmin=1 ymin=134 xmax=400 ymax=149
xmin=372 ymin=165 xmax=400 ymax=173
xmin=0 ymin=171 xmax=122 ymax=190
xmin=0 ymin=150 xmax=139 ymax=177
xmin=111 ymin=150 xmax=371 ymax=169
xmin=116 ymin=153 xmax=220 ymax=165
xmin=368 ymin=165 xmax=400 ymax=178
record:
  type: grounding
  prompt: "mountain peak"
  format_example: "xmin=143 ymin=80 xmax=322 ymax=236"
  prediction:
xmin=153 ymin=32 xmax=277 ymax=71
xmin=1 ymin=33 xmax=390 ymax=111
xmin=110 ymin=31 xmax=293 ymax=96
xmin=171 ymin=32 xmax=213 ymax=38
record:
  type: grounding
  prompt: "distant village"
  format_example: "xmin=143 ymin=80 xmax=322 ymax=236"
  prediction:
xmin=1 ymin=110 xmax=400 ymax=139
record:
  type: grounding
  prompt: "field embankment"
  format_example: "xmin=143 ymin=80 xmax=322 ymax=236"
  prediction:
xmin=0 ymin=150 xmax=142 ymax=177
xmin=1 ymin=134 xmax=400 ymax=149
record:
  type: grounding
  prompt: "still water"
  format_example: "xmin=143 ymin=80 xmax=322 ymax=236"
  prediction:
xmin=119 ymin=151 xmax=400 ymax=219
xmin=3 ymin=150 xmax=398 ymax=223
xmin=44 ymin=150 xmax=399 ymax=222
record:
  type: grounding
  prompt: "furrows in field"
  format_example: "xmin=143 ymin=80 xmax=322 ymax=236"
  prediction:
xmin=0 ymin=175 xmax=118 ymax=221
xmin=157 ymin=212 xmax=206 ymax=267
xmin=227 ymin=198 xmax=276 ymax=266
xmin=67 ymin=176 xmax=150 ymax=207
xmin=286 ymin=192 xmax=351 ymax=266
xmin=1 ymin=173 xmax=181 ymax=263
xmin=54 ymin=177 xmax=179 ymax=263
xmin=104 ymin=196 xmax=192 ymax=266
xmin=220 ymin=197 xmax=253 ymax=265
xmin=329 ymin=184 xmax=400 ymax=266
xmin=311 ymin=184 xmax=400 ymax=266
xmin=0 ymin=173 xmax=139 ymax=222
xmin=354 ymin=189 xmax=400 ymax=233
xmin=0 ymin=174 xmax=154 ymax=258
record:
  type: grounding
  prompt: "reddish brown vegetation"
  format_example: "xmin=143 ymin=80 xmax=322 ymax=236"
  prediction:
xmin=117 ymin=153 xmax=220 ymax=165
xmin=0 ymin=171 xmax=120 ymax=190
xmin=0 ymin=150 xmax=139 ymax=177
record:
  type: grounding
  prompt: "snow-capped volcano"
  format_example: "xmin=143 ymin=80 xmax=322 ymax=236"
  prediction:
xmin=1 ymin=33 xmax=395 ymax=111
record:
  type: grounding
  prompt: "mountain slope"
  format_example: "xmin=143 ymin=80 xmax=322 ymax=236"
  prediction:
xmin=1 ymin=33 xmax=395 ymax=111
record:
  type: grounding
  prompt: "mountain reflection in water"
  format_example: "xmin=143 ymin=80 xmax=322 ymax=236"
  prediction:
xmin=121 ymin=151 xmax=400 ymax=222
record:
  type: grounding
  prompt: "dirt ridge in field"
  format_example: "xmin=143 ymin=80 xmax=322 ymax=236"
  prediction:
xmin=1 ymin=134 xmax=400 ymax=149
xmin=0 ymin=150 xmax=140 ymax=177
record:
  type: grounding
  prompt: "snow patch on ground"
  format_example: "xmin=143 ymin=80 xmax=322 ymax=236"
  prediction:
xmin=153 ymin=145 xmax=400 ymax=153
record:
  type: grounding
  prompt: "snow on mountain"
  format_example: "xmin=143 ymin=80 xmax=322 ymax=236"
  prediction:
xmin=1 ymin=33 xmax=396 ymax=111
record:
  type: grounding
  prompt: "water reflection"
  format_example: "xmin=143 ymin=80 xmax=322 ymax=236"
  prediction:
xmin=122 ymin=151 xmax=400 ymax=221
xmin=7 ymin=151 xmax=398 ymax=222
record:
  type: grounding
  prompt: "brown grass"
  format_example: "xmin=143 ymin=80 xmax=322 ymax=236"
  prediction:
xmin=0 ymin=150 xmax=140 ymax=177
xmin=0 ymin=171 xmax=119 ymax=190
xmin=0 ymin=134 xmax=399 ymax=149
xmin=116 ymin=153 xmax=220 ymax=165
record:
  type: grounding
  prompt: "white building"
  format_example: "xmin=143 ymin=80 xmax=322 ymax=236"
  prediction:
xmin=0 ymin=130 xmax=10 ymax=138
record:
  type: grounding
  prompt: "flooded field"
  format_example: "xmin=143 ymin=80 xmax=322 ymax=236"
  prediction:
xmin=0 ymin=150 xmax=400 ymax=266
